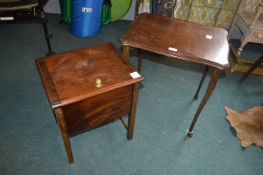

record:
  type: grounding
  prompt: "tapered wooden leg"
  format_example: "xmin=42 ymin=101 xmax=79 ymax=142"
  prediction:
xmin=137 ymin=49 xmax=143 ymax=73
xmin=54 ymin=108 xmax=74 ymax=163
xmin=127 ymin=83 xmax=140 ymax=140
xmin=123 ymin=46 xmax=130 ymax=60
xmin=239 ymin=56 xmax=263 ymax=83
xmin=194 ymin=66 xmax=209 ymax=100
xmin=187 ymin=68 xmax=223 ymax=137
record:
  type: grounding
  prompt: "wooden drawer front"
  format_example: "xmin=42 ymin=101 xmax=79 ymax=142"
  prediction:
xmin=62 ymin=86 xmax=133 ymax=135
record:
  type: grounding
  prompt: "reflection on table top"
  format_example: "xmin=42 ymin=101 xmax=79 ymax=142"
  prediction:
xmin=121 ymin=13 xmax=230 ymax=70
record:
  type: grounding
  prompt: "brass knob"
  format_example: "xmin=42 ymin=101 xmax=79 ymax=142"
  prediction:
xmin=95 ymin=79 xmax=102 ymax=88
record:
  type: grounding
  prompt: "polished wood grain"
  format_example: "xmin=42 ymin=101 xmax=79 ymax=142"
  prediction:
xmin=63 ymin=86 xmax=133 ymax=135
xmin=36 ymin=42 xmax=143 ymax=108
xmin=121 ymin=13 xmax=230 ymax=136
xmin=127 ymin=83 xmax=139 ymax=140
xmin=35 ymin=43 xmax=144 ymax=163
xmin=121 ymin=13 xmax=230 ymax=70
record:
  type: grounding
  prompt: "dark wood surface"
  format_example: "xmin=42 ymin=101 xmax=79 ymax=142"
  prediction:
xmin=121 ymin=13 xmax=230 ymax=70
xmin=36 ymin=42 xmax=143 ymax=108
xmin=63 ymin=86 xmax=133 ymax=135
xmin=120 ymin=13 xmax=229 ymax=136
xmin=35 ymin=42 xmax=144 ymax=163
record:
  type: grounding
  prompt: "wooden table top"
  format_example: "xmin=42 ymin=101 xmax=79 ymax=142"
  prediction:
xmin=35 ymin=42 xmax=144 ymax=109
xmin=121 ymin=13 xmax=230 ymax=70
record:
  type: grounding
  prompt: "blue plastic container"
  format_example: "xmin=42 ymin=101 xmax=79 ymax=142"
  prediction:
xmin=70 ymin=0 xmax=103 ymax=37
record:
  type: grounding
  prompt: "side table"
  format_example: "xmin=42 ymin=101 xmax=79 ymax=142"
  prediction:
xmin=35 ymin=42 xmax=144 ymax=163
xmin=121 ymin=13 xmax=230 ymax=137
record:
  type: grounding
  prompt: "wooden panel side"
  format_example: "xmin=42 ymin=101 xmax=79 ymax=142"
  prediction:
xmin=62 ymin=86 xmax=133 ymax=135
xmin=35 ymin=58 xmax=61 ymax=108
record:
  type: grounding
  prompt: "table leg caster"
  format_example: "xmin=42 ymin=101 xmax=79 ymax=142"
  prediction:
xmin=187 ymin=131 xmax=193 ymax=137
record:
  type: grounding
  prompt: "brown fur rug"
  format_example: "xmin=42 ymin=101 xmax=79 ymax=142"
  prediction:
xmin=225 ymin=105 xmax=263 ymax=148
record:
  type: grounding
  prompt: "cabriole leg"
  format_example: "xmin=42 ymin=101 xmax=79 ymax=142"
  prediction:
xmin=194 ymin=66 xmax=209 ymax=100
xmin=187 ymin=68 xmax=223 ymax=137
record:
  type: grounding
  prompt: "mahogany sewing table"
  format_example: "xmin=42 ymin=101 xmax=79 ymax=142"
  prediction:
xmin=35 ymin=43 xmax=144 ymax=163
xmin=120 ymin=13 xmax=230 ymax=137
